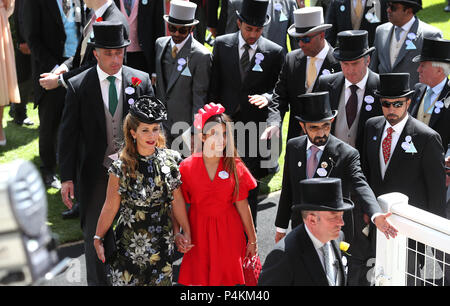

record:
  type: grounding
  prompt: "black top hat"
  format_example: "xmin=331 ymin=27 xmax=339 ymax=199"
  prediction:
xmin=294 ymin=92 xmax=338 ymax=123
xmin=236 ymin=0 xmax=271 ymax=27
xmin=389 ymin=0 xmax=422 ymax=11
xmin=373 ymin=73 xmax=415 ymax=99
xmin=129 ymin=96 xmax=167 ymax=124
xmin=333 ymin=30 xmax=375 ymax=62
xmin=88 ymin=21 xmax=130 ymax=49
xmin=292 ymin=178 xmax=354 ymax=212
xmin=412 ymin=37 xmax=450 ymax=63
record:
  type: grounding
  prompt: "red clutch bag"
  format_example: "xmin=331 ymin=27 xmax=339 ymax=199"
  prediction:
xmin=243 ymin=255 xmax=262 ymax=286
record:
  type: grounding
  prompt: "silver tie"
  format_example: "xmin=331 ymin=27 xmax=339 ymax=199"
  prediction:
xmin=322 ymin=243 xmax=336 ymax=286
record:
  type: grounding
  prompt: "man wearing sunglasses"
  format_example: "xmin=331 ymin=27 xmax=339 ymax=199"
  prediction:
xmin=154 ymin=0 xmax=212 ymax=148
xmin=369 ymin=0 xmax=442 ymax=89
xmin=263 ymin=7 xmax=340 ymax=142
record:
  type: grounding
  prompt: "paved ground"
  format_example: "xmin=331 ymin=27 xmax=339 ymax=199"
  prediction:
xmin=42 ymin=191 xmax=285 ymax=286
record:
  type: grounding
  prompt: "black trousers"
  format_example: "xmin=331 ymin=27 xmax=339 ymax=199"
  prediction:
xmin=38 ymin=86 xmax=66 ymax=174
xmin=80 ymin=169 xmax=109 ymax=286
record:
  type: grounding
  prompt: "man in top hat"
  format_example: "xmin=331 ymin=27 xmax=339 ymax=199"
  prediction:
xmin=208 ymin=0 xmax=284 ymax=228
xmin=369 ymin=0 xmax=442 ymax=89
xmin=362 ymin=73 xmax=447 ymax=285
xmin=58 ymin=21 xmax=154 ymax=286
xmin=263 ymin=6 xmax=341 ymax=142
xmin=315 ymin=30 xmax=382 ymax=154
xmin=274 ymin=91 xmax=397 ymax=285
xmin=325 ymin=0 xmax=388 ymax=47
xmin=154 ymin=0 xmax=212 ymax=149
xmin=222 ymin=0 xmax=299 ymax=55
xmin=259 ymin=177 xmax=352 ymax=286
xmin=409 ymin=37 xmax=450 ymax=152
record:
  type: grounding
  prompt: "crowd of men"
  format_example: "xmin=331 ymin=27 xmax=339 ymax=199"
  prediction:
xmin=8 ymin=0 xmax=450 ymax=286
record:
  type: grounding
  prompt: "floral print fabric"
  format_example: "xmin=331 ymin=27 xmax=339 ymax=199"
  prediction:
xmin=107 ymin=148 xmax=182 ymax=286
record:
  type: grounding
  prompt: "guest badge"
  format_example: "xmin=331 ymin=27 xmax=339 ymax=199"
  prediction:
xmin=316 ymin=167 xmax=328 ymax=177
xmin=252 ymin=53 xmax=264 ymax=72
xmin=401 ymin=135 xmax=417 ymax=154
xmin=125 ymin=87 xmax=135 ymax=95
xmin=177 ymin=58 xmax=187 ymax=71
xmin=322 ymin=69 xmax=331 ymax=76
xmin=432 ymin=100 xmax=444 ymax=114
xmin=364 ymin=95 xmax=375 ymax=111
xmin=218 ymin=170 xmax=229 ymax=179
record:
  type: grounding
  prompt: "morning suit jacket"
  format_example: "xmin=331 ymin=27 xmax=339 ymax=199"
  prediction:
xmin=267 ymin=46 xmax=341 ymax=141
xmin=224 ymin=0 xmax=299 ymax=54
xmin=58 ymin=65 xmax=153 ymax=221
xmin=275 ymin=134 xmax=382 ymax=247
xmin=369 ymin=17 xmax=442 ymax=89
xmin=315 ymin=69 xmax=383 ymax=153
xmin=155 ymin=35 xmax=212 ymax=140
xmin=114 ymin=0 xmax=165 ymax=74
xmin=362 ymin=115 xmax=447 ymax=218
xmin=208 ymin=32 xmax=284 ymax=178
xmin=325 ymin=0 xmax=388 ymax=47
xmin=23 ymin=0 xmax=83 ymax=104
xmin=409 ymin=80 xmax=450 ymax=151
xmin=62 ymin=1 xmax=130 ymax=83
xmin=258 ymin=224 xmax=347 ymax=286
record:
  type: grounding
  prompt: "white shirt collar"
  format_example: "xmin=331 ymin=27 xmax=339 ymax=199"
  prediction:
xmin=306 ymin=137 xmax=326 ymax=151
xmin=96 ymin=65 xmax=122 ymax=82
xmin=399 ymin=16 xmax=416 ymax=33
xmin=428 ymin=77 xmax=448 ymax=95
xmin=384 ymin=113 xmax=409 ymax=134
xmin=95 ymin=0 xmax=113 ymax=18
xmin=238 ymin=31 xmax=258 ymax=50
xmin=305 ymin=223 xmax=326 ymax=250
xmin=170 ymin=34 xmax=191 ymax=53
xmin=345 ymin=69 xmax=369 ymax=91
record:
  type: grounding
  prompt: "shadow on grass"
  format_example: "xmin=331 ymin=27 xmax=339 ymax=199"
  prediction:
xmin=0 ymin=118 xmax=38 ymax=154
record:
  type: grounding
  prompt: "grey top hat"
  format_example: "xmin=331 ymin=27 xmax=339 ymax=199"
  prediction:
xmin=287 ymin=7 xmax=332 ymax=38
xmin=163 ymin=0 xmax=199 ymax=27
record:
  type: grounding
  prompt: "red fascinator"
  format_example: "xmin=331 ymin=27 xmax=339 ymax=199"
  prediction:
xmin=193 ymin=103 xmax=226 ymax=130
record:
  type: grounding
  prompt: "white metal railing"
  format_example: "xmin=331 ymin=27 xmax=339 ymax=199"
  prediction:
xmin=374 ymin=192 xmax=450 ymax=286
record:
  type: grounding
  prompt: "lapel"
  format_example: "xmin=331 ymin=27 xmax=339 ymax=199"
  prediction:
xmin=297 ymin=225 xmax=330 ymax=286
xmin=228 ymin=32 xmax=242 ymax=88
xmin=384 ymin=116 xmax=416 ymax=181
xmin=341 ymin=0 xmax=353 ymax=27
xmin=102 ymin=1 xmax=115 ymax=19
xmin=243 ymin=37 xmax=266 ymax=85
xmin=166 ymin=36 xmax=193 ymax=93
xmin=329 ymin=73 xmax=345 ymax=111
xmin=293 ymin=50 xmax=307 ymax=93
xmin=88 ymin=68 xmax=107 ymax=140
xmin=429 ymin=81 xmax=450 ymax=127
xmin=369 ymin=117 xmax=385 ymax=182
xmin=392 ymin=18 xmax=420 ymax=69
xmin=296 ymin=137 xmax=308 ymax=180
xmin=358 ymin=70 xmax=380 ymax=127
xmin=156 ymin=37 xmax=171 ymax=93
xmin=121 ymin=67 xmax=133 ymax=118
xmin=410 ymin=83 xmax=427 ymax=117
xmin=384 ymin=24 xmax=395 ymax=68
xmin=315 ymin=135 xmax=339 ymax=178
xmin=47 ymin=0 xmax=64 ymax=32
xmin=331 ymin=239 xmax=346 ymax=286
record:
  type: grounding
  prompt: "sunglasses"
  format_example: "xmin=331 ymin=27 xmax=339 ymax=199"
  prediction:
xmin=168 ymin=24 xmax=190 ymax=35
xmin=381 ymin=101 xmax=405 ymax=108
xmin=299 ymin=33 xmax=321 ymax=44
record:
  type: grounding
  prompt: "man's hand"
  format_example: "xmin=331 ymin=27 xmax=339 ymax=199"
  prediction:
xmin=248 ymin=95 xmax=269 ymax=109
xmin=275 ymin=231 xmax=286 ymax=243
xmin=208 ymin=27 xmax=217 ymax=38
xmin=61 ymin=181 xmax=75 ymax=209
xmin=374 ymin=212 xmax=398 ymax=239
xmin=39 ymin=73 xmax=60 ymax=90
xmin=53 ymin=65 xmax=68 ymax=75
xmin=260 ymin=125 xmax=280 ymax=140
xmin=18 ymin=43 xmax=31 ymax=55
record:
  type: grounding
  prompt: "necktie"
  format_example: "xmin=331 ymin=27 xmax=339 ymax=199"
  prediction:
xmin=124 ymin=0 xmax=133 ymax=16
xmin=346 ymin=84 xmax=358 ymax=128
xmin=107 ymin=76 xmax=118 ymax=116
xmin=307 ymin=57 xmax=318 ymax=89
xmin=423 ymin=87 xmax=434 ymax=114
xmin=240 ymin=44 xmax=251 ymax=76
xmin=355 ymin=0 xmax=363 ymax=18
xmin=395 ymin=26 xmax=403 ymax=42
xmin=382 ymin=127 xmax=394 ymax=164
xmin=307 ymin=145 xmax=320 ymax=178
xmin=322 ymin=243 xmax=336 ymax=286
xmin=171 ymin=45 xmax=178 ymax=59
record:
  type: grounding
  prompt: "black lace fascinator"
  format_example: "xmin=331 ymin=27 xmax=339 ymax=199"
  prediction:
xmin=129 ymin=95 xmax=167 ymax=124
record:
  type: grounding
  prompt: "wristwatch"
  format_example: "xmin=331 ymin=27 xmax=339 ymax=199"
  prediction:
xmin=93 ymin=235 xmax=103 ymax=241
xmin=57 ymin=75 xmax=64 ymax=87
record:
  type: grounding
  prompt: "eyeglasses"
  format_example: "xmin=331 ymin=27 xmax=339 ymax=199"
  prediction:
xmin=299 ymin=33 xmax=321 ymax=44
xmin=381 ymin=101 xmax=405 ymax=108
xmin=168 ymin=24 xmax=190 ymax=35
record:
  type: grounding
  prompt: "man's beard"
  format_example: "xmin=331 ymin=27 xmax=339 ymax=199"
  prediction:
xmin=310 ymin=134 xmax=328 ymax=146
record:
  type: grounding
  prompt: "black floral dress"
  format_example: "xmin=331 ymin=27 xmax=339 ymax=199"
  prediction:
xmin=107 ymin=148 xmax=182 ymax=286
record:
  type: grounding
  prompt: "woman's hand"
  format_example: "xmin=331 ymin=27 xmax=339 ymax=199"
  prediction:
xmin=94 ymin=239 xmax=105 ymax=264
xmin=175 ymin=233 xmax=194 ymax=254
xmin=246 ymin=241 xmax=258 ymax=258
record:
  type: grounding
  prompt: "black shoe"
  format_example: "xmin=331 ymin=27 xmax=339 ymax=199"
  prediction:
xmin=43 ymin=173 xmax=62 ymax=189
xmin=13 ymin=117 xmax=34 ymax=126
xmin=62 ymin=202 xmax=80 ymax=219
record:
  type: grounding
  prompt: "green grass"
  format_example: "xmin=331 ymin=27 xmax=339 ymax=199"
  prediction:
xmin=1 ymin=1 xmax=448 ymax=243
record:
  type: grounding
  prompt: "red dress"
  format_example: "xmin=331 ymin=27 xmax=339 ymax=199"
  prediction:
xmin=177 ymin=154 xmax=257 ymax=286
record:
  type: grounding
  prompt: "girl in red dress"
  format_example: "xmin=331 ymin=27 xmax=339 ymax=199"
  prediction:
xmin=176 ymin=103 xmax=258 ymax=286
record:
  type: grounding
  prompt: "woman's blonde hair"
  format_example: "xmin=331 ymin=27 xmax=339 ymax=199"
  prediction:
xmin=202 ymin=113 xmax=242 ymax=201
xmin=120 ymin=113 xmax=166 ymax=179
